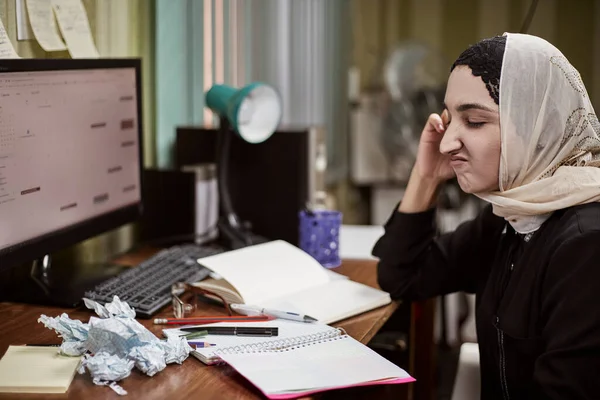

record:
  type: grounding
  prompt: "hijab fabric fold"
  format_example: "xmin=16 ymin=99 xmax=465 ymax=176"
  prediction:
xmin=476 ymin=33 xmax=600 ymax=233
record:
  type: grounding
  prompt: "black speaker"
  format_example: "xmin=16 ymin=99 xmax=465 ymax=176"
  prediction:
xmin=138 ymin=169 xmax=197 ymax=244
xmin=175 ymin=126 xmax=325 ymax=246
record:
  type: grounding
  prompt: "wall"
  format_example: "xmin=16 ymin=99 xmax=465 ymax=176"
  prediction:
xmin=155 ymin=0 xmax=250 ymax=168
xmin=154 ymin=0 xmax=351 ymax=183
xmin=352 ymin=0 xmax=599 ymax=104
xmin=249 ymin=0 xmax=350 ymax=183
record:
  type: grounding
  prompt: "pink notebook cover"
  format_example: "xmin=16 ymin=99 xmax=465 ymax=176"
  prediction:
xmin=230 ymin=367 xmax=416 ymax=400
xmin=265 ymin=376 xmax=416 ymax=400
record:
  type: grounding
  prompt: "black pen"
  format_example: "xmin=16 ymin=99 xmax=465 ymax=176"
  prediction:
xmin=180 ymin=326 xmax=279 ymax=337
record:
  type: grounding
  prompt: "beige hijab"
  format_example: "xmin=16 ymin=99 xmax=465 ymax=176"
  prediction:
xmin=476 ymin=33 xmax=600 ymax=233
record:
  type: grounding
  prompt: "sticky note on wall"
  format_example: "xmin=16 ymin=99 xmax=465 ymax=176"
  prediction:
xmin=26 ymin=0 xmax=67 ymax=52
xmin=0 ymin=18 xmax=20 ymax=58
xmin=51 ymin=0 xmax=98 ymax=58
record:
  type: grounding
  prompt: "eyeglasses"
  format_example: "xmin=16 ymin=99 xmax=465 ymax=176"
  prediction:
xmin=171 ymin=282 xmax=234 ymax=319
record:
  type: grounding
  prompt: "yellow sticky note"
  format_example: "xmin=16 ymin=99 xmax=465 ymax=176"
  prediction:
xmin=0 ymin=346 xmax=81 ymax=394
xmin=0 ymin=18 xmax=19 ymax=59
xmin=26 ymin=0 xmax=67 ymax=52
xmin=51 ymin=0 xmax=98 ymax=58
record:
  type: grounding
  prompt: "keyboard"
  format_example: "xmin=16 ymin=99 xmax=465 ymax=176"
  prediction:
xmin=84 ymin=244 xmax=227 ymax=318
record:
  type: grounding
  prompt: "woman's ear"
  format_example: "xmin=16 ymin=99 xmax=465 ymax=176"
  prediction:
xmin=441 ymin=109 xmax=450 ymax=128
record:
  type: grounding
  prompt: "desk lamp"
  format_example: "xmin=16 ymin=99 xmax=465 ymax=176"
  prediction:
xmin=205 ymin=83 xmax=282 ymax=249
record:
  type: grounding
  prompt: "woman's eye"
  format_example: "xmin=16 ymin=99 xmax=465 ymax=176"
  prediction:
xmin=466 ymin=121 xmax=485 ymax=128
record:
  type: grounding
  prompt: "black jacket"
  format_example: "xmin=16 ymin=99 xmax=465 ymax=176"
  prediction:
xmin=373 ymin=203 xmax=600 ymax=400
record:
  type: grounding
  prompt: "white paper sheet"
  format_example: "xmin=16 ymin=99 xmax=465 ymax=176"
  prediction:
xmin=197 ymin=240 xmax=331 ymax=305
xmin=26 ymin=0 xmax=67 ymax=51
xmin=196 ymin=240 xmax=391 ymax=324
xmin=0 ymin=18 xmax=19 ymax=59
xmin=51 ymin=0 xmax=98 ymax=58
xmin=219 ymin=335 xmax=412 ymax=396
xmin=262 ymin=279 xmax=391 ymax=324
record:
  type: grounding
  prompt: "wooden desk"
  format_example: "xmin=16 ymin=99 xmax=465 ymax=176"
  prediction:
xmin=0 ymin=259 xmax=405 ymax=400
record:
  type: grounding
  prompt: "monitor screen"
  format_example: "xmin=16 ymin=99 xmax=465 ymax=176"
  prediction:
xmin=0 ymin=59 xmax=143 ymax=271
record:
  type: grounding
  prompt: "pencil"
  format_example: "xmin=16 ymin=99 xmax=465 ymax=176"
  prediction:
xmin=153 ymin=315 xmax=273 ymax=325
xmin=191 ymin=342 xmax=216 ymax=348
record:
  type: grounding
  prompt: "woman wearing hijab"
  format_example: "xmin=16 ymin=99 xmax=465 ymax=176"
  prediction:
xmin=374 ymin=33 xmax=600 ymax=400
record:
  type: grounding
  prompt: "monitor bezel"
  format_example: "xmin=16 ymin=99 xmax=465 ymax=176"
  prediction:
xmin=0 ymin=58 xmax=144 ymax=272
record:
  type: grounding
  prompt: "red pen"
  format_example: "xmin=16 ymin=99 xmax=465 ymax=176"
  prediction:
xmin=153 ymin=315 xmax=273 ymax=325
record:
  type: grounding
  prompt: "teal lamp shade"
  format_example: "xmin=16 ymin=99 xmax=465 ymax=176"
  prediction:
xmin=205 ymin=82 xmax=282 ymax=143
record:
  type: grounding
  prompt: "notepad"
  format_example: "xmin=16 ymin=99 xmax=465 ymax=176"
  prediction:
xmin=164 ymin=319 xmax=414 ymax=398
xmin=0 ymin=346 xmax=81 ymax=394
xmin=194 ymin=240 xmax=391 ymax=324
xmin=217 ymin=328 xmax=414 ymax=399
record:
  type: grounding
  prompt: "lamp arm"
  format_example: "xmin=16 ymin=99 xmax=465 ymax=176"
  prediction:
xmin=216 ymin=117 xmax=237 ymax=225
xmin=216 ymin=117 xmax=252 ymax=247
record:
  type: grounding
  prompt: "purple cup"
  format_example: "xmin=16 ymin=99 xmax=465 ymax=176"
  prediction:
xmin=299 ymin=209 xmax=342 ymax=268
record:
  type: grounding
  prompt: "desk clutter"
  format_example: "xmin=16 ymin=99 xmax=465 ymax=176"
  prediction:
xmin=33 ymin=296 xmax=194 ymax=396
xmin=0 ymin=240 xmax=409 ymax=398
xmin=0 ymin=54 xmax=409 ymax=398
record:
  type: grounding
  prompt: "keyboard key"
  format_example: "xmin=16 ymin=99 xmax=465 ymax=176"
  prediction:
xmin=84 ymin=244 xmax=223 ymax=318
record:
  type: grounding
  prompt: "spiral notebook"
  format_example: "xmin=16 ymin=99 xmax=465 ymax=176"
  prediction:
xmin=164 ymin=319 xmax=339 ymax=365
xmin=164 ymin=320 xmax=414 ymax=399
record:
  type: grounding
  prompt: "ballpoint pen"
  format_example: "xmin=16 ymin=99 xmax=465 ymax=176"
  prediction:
xmin=231 ymin=304 xmax=318 ymax=323
xmin=180 ymin=326 xmax=278 ymax=337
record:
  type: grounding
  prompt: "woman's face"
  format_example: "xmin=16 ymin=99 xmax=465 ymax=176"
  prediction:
xmin=440 ymin=66 xmax=501 ymax=193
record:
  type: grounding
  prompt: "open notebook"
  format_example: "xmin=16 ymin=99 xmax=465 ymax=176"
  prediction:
xmin=164 ymin=319 xmax=340 ymax=365
xmin=193 ymin=240 xmax=391 ymax=324
xmin=0 ymin=346 xmax=81 ymax=394
xmin=164 ymin=320 xmax=414 ymax=399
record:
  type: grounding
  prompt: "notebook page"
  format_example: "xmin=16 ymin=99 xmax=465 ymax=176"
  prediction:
xmin=219 ymin=335 xmax=414 ymax=397
xmin=0 ymin=346 xmax=82 ymax=393
xmin=196 ymin=240 xmax=330 ymax=305
xmin=163 ymin=319 xmax=339 ymax=362
xmin=262 ymin=279 xmax=391 ymax=324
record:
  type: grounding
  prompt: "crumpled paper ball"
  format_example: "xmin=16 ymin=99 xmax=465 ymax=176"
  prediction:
xmin=38 ymin=296 xmax=193 ymax=396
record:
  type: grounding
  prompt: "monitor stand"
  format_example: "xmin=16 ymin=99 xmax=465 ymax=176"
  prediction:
xmin=3 ymin=254 xmax=128 ymax=308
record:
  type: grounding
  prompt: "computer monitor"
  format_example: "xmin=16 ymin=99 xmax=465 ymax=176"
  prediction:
xmin=0 ymin=59 xmax=143 ymax=303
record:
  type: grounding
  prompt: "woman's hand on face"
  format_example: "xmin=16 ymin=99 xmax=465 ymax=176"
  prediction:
xmin=414 ymin=110 xmax=455 ymax=183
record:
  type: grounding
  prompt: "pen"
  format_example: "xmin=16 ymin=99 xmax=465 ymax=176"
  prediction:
xmin=181 ymin=330 xmax=208 ymax=340
xmin=180 ymin=326 xmax=279 ymax=337
xmin=191 ymin=342 xmax=216 ymax=348
xmin=153 ymin=315 xmax=273 ymax=325
xmin=231 ymin=304 xmax=318 ymax=323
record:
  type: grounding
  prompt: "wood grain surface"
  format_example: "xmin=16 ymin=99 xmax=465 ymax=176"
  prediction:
xmin=0 ymin=257 xmax=404 ymax=400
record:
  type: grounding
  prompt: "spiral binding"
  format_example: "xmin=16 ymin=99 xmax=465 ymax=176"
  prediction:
xmin=215 ymin=327 xmax=347 ymax=356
